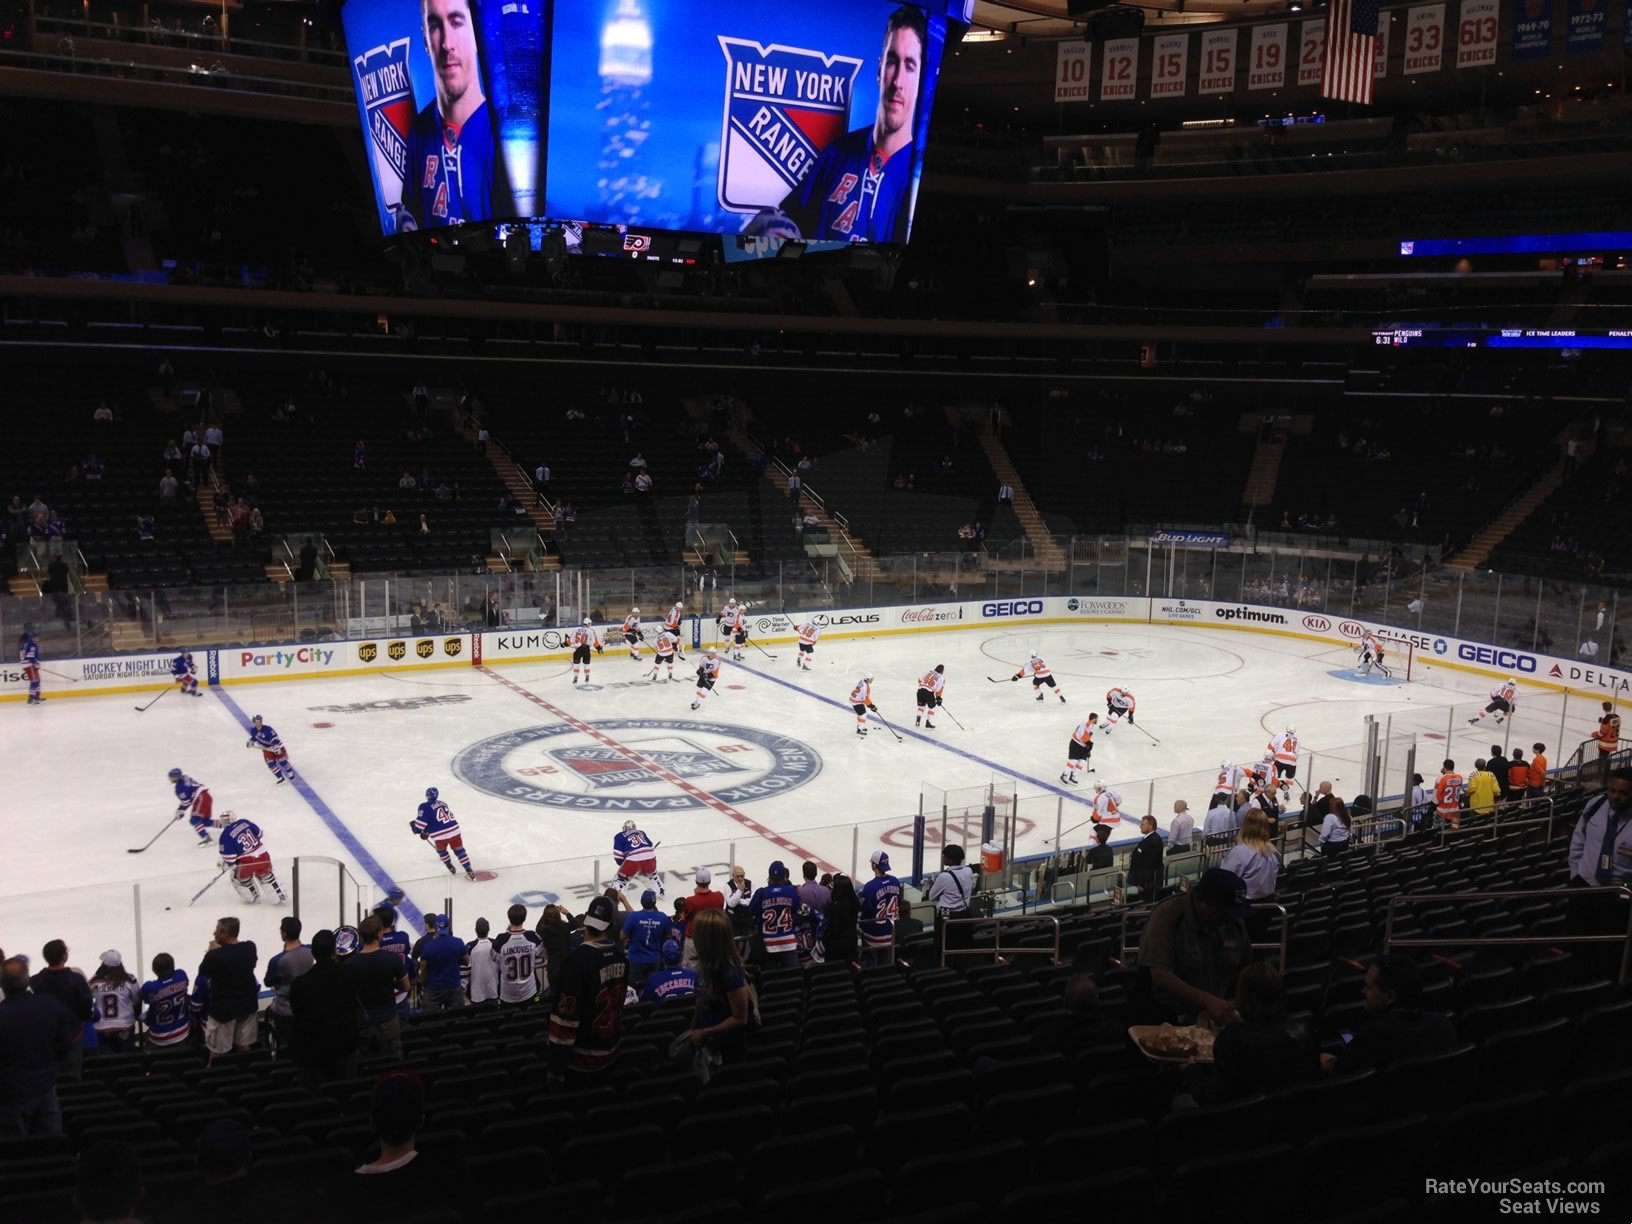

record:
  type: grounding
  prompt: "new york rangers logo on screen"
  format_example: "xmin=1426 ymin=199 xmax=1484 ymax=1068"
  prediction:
xmin=717 ymin=38 xmax=863 ymax=214
xmin=353 ymin=38 xmax=414 ymax=213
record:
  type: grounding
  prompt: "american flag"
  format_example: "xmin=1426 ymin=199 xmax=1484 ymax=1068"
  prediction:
xmin=1322 ymin=0 xmax=1380 ymax=105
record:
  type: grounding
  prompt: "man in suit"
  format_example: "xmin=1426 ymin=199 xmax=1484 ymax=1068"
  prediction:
xmin=1127 ymin=815 xmax=1164 ymax=896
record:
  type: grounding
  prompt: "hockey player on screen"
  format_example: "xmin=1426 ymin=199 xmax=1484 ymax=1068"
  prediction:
xmin=19 ymin=628 xmax=42 ymax=704
xmin=214 ymin=815 xmax=287 ymax=905
xmin=613 ymin=821 xmax=662 ymax=897
xmin=169 ymin=769 xmax=220 ymax=847
xmin=171 ymin=650 xmax=201 ymax=697
xmin=570 ymin=618 xmax=604 ymax=685
xmin=915 ymin=664 xmax=945 ymax=729
xmin=397 ymin=0 xmax=504 ymax=232
xmin=752 ymin=6 xmax=926 ymax=245
xmin=246 ymin=715 xmax=295 ymax=784
xmin=691 ymin=650 xmax=722 ymax=710
xmin=413 ymin=787 xmax=477 ymax=880
xmin=1012 ymin=652 xmax=1066 ymax=703
xmin=1469 ymin=678 xmax=1518 ymax=725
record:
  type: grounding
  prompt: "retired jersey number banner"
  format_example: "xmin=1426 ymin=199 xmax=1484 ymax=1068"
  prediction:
xmin=342 ymin=0 xmax=958 ymax=245
xmin=1456 ymin=0 xmax=1500 ymax=66
xmin=1055 ymin=40 xmax=1091 ymax=101
xmin=343 ymin=0 xmax=550 ymax=235
xmin=545 ymin=0 xmax=955 ymax=245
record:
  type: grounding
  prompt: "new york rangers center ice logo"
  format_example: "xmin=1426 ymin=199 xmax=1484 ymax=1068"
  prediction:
xmin=353 ymin=38 xmax=414 ymax=227
xmin=716 ymin=38 xmax=863 ymax=214
xmin=453 ymin=719 xmax=822 ymax=812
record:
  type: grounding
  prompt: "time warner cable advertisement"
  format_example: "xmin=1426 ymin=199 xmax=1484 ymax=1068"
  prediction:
xmin=342 ymin=0 xmax=963 ymax=243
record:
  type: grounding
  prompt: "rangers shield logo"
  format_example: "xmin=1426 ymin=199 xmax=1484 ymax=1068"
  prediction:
xmin=353 ymin=38 xmax=414 ymax=215
xmin=717 ymin=37 xmax=863 ymax=215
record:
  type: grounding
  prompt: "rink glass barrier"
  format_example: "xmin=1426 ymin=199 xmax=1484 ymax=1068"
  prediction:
xmin=4 ymin=535 xmax=1621 ymax=665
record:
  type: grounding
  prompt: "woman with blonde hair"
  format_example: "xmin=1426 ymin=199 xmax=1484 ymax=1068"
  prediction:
xmin=686 ymin=908 xmax=754 ymax=1062
xmin=1220 ymin=809 xmax=1280 ymax=899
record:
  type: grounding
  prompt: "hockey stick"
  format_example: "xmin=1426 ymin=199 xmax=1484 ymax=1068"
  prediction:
xmin=870 ymin=709 xmax=903 ymax=743
xmin=938 ymin=704 xmax=967 ymax=731
xmin=1045 ymin=815 xmax=1101 ymax=846
xmin=1128 ymin=720 xmax=1161 ymax=746
xmin=188 ymin=865 xmax=229 ymax=906
xmin=135 ymin=687 xmax=171 ymax=713
xmin=987 ymin=675 xmax=1013 ymax=684
xmin=128 ymin=815 xmax=178 ymax=853
xmin=749 ymin=639 xmax=778 ymax=662
xmin=41 ymin=667 xmax=79 ymax=683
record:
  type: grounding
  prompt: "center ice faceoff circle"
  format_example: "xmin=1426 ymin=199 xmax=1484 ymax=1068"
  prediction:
xmin=451 ymin=719 xmax=823 ymax=812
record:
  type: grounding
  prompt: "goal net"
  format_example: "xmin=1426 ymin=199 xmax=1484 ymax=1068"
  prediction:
xmin=1353 ymin=633 xmax=1415 ymax=682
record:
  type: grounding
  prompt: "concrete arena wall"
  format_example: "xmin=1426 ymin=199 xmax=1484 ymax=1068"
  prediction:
xmin=4 ymin=596 xmax=1628 ymax=703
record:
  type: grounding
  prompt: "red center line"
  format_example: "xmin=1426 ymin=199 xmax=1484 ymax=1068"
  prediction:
xmin=479 ymin=667 xmax=842 ymax=876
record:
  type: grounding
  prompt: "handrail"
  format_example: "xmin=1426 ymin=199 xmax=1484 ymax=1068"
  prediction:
xmin=939 ymin=914 xmax=1061 ymax=967
xmin=1383 ymin=886 xmax=1632 ymax=984
xmin=33 ymin=14 xmax=348 ymax=68
xmin=1434 ymin=796 xmax=1555 ymax=840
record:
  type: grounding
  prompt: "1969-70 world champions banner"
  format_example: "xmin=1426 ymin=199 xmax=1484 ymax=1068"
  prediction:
xmin=341 ymin=0 xmax=961 ymax=243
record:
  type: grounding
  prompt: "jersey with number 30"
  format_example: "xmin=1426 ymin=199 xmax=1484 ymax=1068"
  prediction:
xmin=492 ymin=928 xmax=543 ymax=1003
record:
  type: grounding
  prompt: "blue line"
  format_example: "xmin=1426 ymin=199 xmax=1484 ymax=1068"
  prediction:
xmin=212 ymin=687 xmax=426 ymax=933
xmin=736 ymin=660 xmax=1102 ymax=815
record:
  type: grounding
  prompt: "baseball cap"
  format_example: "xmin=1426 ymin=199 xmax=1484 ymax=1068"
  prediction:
xmin=768 ymin=860 xmax=788 ymax=880
xmin=641 ymin=889 xmax=658 ymax=907
xmin=99 ymin=950 xmax=122 ymax=968
xmin=1193 ymin=868 xmax=1249 ymax=913
xmin=870 ymin=850 xmax=891 ymax=870
xmin=584 ymin=895 xmax=615 ymax=932
xmin=694 ymin=867 xmax=713 ymax=885
xmin=661 ymin=939 xmax=682 ymax=966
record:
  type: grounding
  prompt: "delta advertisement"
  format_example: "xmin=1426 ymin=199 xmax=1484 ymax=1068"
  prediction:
xmin=342 ymin=0 xmax=967 ymax=244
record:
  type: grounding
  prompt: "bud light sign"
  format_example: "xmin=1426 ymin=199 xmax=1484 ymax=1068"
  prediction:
xmin=1457 ymin=644 xmax=1537 ymax=674
xmin=982 ymin=600 xmax=1044 ymax=618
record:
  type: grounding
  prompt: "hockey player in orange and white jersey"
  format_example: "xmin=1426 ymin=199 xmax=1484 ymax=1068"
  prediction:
xmin=849 ymin=673 xmax=879 ymax=737
xmin=690 ymin=650 xmax=722 ymax=710
xmin=1211 ymin=760 xmax=1244 ymax=809
xmin=1061 ymin=714 xmax=1099 ymax=784
xmin=621 ymin=608 xmax=644 ymax=660
xmin=717 ymin=598 xmax=748 ymax=662
xmin=1090 ymin=781 xmax=1123 ymax=825
xmin=1355 ymin=629 xmax=1391 ymax=678
xmin=1469 ymin=678 xmax=1518 ymax=725
xmin=1101 ymin=686 xmax=1136 ymax=736
xmin=649 ymin=628 xmax=680 ymax=683
xmin=663 ymin=600 xmax=687 ymax=650
xmin=1012 ymin=652 xmax=1066 ymax=704
xmin=915 ymin=664 xmax=946 ymax=729
xmin=570 ymin=618 xmax=604 ymax=685
xmin=793 ymin=619 xmax=822 ymax=671
xmin=1267 ymin=726 xmax=1299 ymax=799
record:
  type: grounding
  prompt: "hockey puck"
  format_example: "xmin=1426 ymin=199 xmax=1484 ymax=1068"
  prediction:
xmin=164 ymin=906 xmax=172 ymax=911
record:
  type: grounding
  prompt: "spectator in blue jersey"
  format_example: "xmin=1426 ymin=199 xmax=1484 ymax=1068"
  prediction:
xmin=374 ymin=907 xmax=413 ymax=1018
xmin=138 ymin=954 xmax=192 ymax=1051
xmin=767 ymin=6 xmax=926 ymax=245
xmin=0 ymin=956 xmax=78 ymax=1137
xmin=288 ymin=931 xmax=360 ymax=1093
xmin=749 ymin=861 xmax=804 ymax=969
xmin=858 ymin=850 xmax=902 ymax=967
xmin=263 ymin=916 xmax=313 ymax=1058
xmin=685 ymin=909 xmax=752 ymax=1064
xmin=416 ymin=918 xmax=467 ymax=1013
xmin=641 ymin=940 xmax=698 ymax=1006
xmin=397 ymin=0 xmax=503 ymax=232
xmin=621 ymin=890 xmax=674 ymax=992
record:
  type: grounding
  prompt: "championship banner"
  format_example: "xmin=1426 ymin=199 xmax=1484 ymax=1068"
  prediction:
xmin=1405 ymin=3 xmax=1447 ymax=71
xmin=1457 ymin=0 xmax=1500 ymax=65
xmin=1055 ymin=39 xmax=1091 ymax=101
xmin=1199 ymin=29 xmax=1239 ymax=93
xmin=1150 ymin=32 xmax=1189 ymax=97
xmin=1374 ymin=14 xmax=1391 ymax=75
xmin=1248 ymin=23 xmax=1287 ymax=89
xmin=1100 ymin=37 xmax=1138 ymax=101
xmin=1513 ymin=0 xmax=1553 ymax=56
xmin=1566 ymin=0 xmax=1606 ymax=50
xmin=1298 ymin=20 xmax=1326 ymax=87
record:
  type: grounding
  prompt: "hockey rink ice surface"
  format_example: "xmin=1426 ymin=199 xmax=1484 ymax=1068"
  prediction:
xmin=3 ymin=621 xmax=1605 ymax=970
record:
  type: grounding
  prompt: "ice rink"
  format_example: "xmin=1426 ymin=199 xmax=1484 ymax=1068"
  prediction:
xmin=2 ymin=619 xmax=1606 ymax=976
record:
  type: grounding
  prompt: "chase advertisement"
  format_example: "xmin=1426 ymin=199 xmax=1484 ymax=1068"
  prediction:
xmin=342 ymin=0 xmax=957 ymax=244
